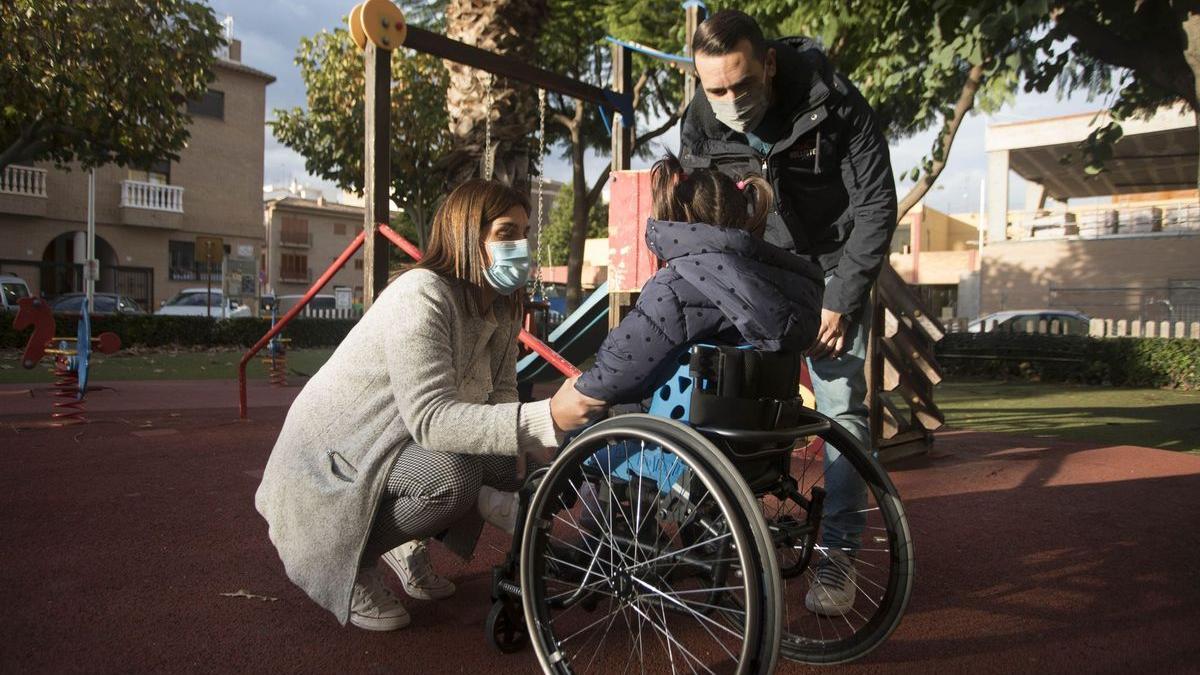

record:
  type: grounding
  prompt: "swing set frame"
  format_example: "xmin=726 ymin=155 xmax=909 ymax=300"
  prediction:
xmin=237 ymin=1 xmax=693 ymax=418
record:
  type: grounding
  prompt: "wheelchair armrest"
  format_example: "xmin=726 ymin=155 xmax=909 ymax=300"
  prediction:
xmin=695 ymin=420 xmax=832 ymax=445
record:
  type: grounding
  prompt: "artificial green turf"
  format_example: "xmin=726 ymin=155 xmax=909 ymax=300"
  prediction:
xmin=3 ymin=350 xmax=1196 ymax=453
xmin=0 ymin=348 xmax=336 ymax=384
xmin=936 ymin=380 xmax=1200 ymax=454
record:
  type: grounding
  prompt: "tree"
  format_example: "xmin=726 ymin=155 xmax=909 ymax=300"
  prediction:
xmin=1029 ymin=1 xmax=1200 ymax=188
xmin=272 ymin=26 xmax=452 ymax=247
xmin=540 ymin=0 xmax=689 ymax=310
xmin=440 ymin=0 xmax=549 ymax=189
xmin=539 ymin=182 xmax=608 ymax=267
xmin=743 ymin=0 xmax=1046 ymax=220
xmin=0 ymin=0 xmax=224 ymax=171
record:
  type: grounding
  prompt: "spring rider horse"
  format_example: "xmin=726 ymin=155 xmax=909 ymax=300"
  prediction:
xmin=13 ymin=297 xmax=121 ymax=425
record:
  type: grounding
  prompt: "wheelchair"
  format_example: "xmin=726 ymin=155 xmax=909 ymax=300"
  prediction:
xmin=486 ymin=345 xmax=915 ymax=673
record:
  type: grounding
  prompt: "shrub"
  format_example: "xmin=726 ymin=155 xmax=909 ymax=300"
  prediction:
xmin=0 ymin=313 xmax=357 ymax=350
xmin=937 ymin=332 xmax=1200 ymax=389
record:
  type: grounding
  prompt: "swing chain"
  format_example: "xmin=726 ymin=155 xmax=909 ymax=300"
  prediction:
xmin=532 ymin=88 xmax=547 ymax=302
xmin=482 ymin=72 xmax=495 ymax=181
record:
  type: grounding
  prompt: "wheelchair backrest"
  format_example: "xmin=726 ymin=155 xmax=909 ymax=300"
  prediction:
xmin=647 ymin=344 xmax=803 ymax=430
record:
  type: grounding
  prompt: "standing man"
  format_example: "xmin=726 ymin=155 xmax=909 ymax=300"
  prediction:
xmin=681 ymin=10 xmax=897 ymax=616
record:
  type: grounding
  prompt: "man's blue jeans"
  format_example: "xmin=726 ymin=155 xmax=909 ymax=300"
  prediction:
xmin=808 ymin=298 xmax=872 ymax=554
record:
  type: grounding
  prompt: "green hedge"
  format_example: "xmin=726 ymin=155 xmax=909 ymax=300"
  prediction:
xmin=0 ymin=313 xmax=357 ymax=350
xmin=937 ymin=333 xmax=1200 ymax=389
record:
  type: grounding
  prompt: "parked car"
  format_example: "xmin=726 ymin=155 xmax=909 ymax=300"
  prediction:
xmin=276 ymin=294 xmax=337 ymax=314
xmin=1 ymin=273 xmax=31 ymax=312
xmin=968 ymin=310 xmax=1091 ymax=335
xmin=156 ymin=288 xmax=252 ymax=319
xmin=50 ymin=292 xmax=146 ymax=316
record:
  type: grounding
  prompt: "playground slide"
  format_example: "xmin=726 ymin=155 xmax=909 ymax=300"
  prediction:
xmin=517 ymin=282 xmax=609 ymax=385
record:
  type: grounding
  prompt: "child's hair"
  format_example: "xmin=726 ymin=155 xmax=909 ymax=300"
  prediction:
xmin=650 ymin=154 xmax=772 ymax=234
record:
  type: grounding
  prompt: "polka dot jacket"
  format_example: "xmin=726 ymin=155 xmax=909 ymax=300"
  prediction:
xmin=576 ymin=218 xmax=824 ymax=404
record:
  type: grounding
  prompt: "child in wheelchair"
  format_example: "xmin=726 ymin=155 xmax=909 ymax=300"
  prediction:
xmin=569 ymin=154 xmax=823 ymax=496
xmin=484 ymin=156 xmax=909 ymax=663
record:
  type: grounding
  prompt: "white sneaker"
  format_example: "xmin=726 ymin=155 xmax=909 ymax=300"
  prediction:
xmin=381 ymin=539 xmax=457 ymax=601
xmin=804 ymin=549 xmax=858 ymax=616
xmin=349 ymin=567 xmax=411 ymax=631
xmin=478 ymin=485 xmax=519 ymax=535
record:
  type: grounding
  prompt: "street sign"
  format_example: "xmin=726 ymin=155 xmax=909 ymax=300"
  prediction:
xmin=195 ymin=236 xmax=225 ymax=262
xmin=194 ymin=236 xmax=224 ymax=318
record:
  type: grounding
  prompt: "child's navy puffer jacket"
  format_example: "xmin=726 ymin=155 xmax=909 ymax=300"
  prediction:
xmin=575 ymin=218 xmax=825 ymax=404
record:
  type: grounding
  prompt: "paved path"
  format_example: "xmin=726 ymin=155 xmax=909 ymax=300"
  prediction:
xmin=0 ymin=380 xmax=1197 ymax=673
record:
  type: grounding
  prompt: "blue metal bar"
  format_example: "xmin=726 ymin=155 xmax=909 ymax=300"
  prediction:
xmin=604 ymin=36 xmax=693 ymax=67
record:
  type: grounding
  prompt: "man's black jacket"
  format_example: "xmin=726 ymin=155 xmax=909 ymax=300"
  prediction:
xmin=680 ymin=37 xmax=897 ymax=317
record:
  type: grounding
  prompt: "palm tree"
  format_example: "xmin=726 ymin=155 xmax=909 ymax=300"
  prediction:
xmin=441 ymin=0 xmax=548 ymax=190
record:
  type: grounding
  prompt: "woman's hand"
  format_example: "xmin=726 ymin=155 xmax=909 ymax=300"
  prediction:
xmin=550 ymin=376 xmax=608 ymax=433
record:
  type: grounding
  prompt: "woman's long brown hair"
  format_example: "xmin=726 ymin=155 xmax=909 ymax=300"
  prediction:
xmin=409 ymin=178 xmax=530 ymax=318
xmin=650 ymin=153 xmax=772 ymax=235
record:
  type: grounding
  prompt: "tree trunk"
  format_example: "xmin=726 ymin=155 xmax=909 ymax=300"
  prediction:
xmin=896 ymin=62 xmax=985 ymax=221
xmin=1181 ymin=11 xmax=1200 ymax=195
xmin=442 ymin=0 xmax=548 ymax=191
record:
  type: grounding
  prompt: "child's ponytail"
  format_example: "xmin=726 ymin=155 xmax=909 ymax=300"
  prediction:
xmin=650 ymin=155 xmax=689 ymax=223
xmin=739 ymin=175 xmax=773 ymax=235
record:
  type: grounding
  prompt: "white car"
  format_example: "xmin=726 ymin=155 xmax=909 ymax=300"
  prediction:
xmin=156 ymin=288 xmax=252 ymax=319
xmin=1 ymin=273 xmax=32 ymax=312
xmin=968 ymin=310 xmax=1091 ymax=335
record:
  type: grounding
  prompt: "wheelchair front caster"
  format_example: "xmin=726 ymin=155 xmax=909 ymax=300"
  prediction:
xmin=485 ymin=600 xmax=527 ymax=654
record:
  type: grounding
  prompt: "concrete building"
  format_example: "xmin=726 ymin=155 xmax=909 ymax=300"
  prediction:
xmin=978 ymin=107 xmax=1200 ymax=323
xmin=890 ymin=204 xmax=982 ymax=320
xmin=0 ymin=32 xmax=274 ymax=310
xmin=262 ymin=194 xmax=369 ymax=304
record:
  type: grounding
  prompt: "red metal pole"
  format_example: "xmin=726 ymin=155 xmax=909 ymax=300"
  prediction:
xmin=378 ymin=224 xmax=581 ymax=377
xmin=238 ymin=231 xmax=366 ymax=419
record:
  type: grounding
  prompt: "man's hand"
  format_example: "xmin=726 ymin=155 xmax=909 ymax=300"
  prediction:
xmin=550 ymin=375 xmax=608 ymax=433
xmin=806 ymin=308 xmax=847 ymax=359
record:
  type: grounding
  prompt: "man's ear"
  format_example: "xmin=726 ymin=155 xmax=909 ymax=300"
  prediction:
xmin=764 ymin=47 xmax=777 ymax=79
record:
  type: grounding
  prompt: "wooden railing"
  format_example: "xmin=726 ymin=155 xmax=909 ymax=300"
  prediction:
xmin=0 ymin=165 xmax=47 ymax=197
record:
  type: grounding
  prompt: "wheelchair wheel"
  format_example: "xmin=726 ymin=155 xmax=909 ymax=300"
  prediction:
xmin=520 ymin=415 xmax=782 ymax=674
xmin=756 ymin=415 xmax=914 ymax=665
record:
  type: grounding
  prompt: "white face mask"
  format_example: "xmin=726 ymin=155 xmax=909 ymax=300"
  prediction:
xmin=707 ymin=70 xmax=770 ymax=134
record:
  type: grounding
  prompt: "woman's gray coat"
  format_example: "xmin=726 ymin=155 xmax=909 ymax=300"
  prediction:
xmin=255 ymin=268 xmax=559 ymax=624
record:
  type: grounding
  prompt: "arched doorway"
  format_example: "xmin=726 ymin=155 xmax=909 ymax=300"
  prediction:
xmin=40 ymin=232 xmax=119 ymax=298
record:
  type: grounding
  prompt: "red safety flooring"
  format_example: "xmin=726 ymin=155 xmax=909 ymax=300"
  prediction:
xmin=1 ymin=379 xmax=1198 ymax=673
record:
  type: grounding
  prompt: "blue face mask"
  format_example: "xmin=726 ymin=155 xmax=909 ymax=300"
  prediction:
xmin=483 ymin=239 xmax=531 ymax=295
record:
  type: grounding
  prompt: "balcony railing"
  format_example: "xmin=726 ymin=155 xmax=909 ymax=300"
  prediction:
xmin=1006 ymin=199 xmax=1200 ymax=240
xmin=121 ymin=179 xmax=184 ymax=213
xmin=279 ymin=267 xmax=312 ymax=284
xmin=0 ymin=165 xmax=47 ymax=197
xmin=279 ymin=230 xmax=313 ymax=248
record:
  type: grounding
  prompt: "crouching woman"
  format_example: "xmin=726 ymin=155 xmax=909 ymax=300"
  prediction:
xmin=255 ymin=179 xmax=604 ymax=631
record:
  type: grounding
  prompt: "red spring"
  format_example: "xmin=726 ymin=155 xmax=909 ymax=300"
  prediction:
xmin=264 ymin=353 xmax=288 ymax=387
xmin=51 ymin=357 xmax=86 ymax=425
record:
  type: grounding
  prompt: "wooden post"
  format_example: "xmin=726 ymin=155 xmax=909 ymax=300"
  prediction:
xmin=866 ymin=288 xmax=885 ymax=452
xmin=363 ymin=42 xmax=391 ymax=309
xmin=610 ymin=42 xmax=633 ymax=173
xmin=682 ymin=0 xmax=707 ymax=104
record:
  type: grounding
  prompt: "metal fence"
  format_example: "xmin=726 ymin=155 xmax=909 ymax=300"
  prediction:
xmin=1049 ymin=279 xmax=1200 ymax=325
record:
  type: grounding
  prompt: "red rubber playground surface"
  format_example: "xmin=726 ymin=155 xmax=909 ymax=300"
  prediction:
xmin=1 ymin=379 xmax=1198 ymax=673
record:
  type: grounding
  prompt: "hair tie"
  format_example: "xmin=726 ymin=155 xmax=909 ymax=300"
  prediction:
xmin=736 ymin=179 xmax=748 ymax=191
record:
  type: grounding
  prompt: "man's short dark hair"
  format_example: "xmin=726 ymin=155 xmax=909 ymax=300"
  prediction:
xmin=692 ymin=10 xmax=767 ymax=61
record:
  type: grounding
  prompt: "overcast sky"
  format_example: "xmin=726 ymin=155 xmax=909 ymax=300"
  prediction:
xmin=207 ymin=0 xmax=1106 ymax=212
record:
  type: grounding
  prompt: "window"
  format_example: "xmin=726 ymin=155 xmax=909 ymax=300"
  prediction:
xmin=280 ymin=216 xmax=309 ymax=246
xmin=280 ymin=254 xmax=308 ymax=281
xmin=127 ymin=159 xmax=171 ymax=185
xmin=354 ymin=258 xmax=364 ymax=270
xmin=334 ymin=222 xmax=347 ymax=235
xmin=169 ymin=241 xmax=195 ymax=281
xmin=187 ymin=90 xmax=225 ymax=119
